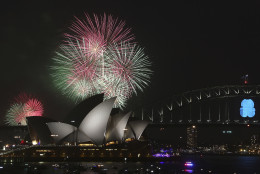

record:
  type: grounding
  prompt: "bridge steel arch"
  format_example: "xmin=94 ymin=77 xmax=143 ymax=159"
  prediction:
xmin=145 ymin=85 xmax=260 ymax=124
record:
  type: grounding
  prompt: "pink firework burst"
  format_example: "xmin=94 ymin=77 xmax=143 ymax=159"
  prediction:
xmin=24 ymin=99 xmax=44 ymax=116
xmin=66 ymin=13 xmax=135 ymax=57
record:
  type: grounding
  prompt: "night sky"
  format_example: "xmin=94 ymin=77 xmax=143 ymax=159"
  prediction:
xmin=1 ymin=1 xmax=260 ymax=124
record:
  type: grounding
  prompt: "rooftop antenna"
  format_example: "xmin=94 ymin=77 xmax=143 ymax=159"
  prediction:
xmin=242 ymin=74 xmax=248 ymax=85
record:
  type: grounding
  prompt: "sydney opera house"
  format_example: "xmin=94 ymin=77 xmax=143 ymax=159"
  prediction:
xmin=0 ymin=94 xmax=151 ymax=160
xmin=26 ymin=94 xmax=149 ymax=146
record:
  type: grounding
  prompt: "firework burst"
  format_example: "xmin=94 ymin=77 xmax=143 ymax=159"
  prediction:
xmin=5 ymin=93 xmax=44 ymax=126
xmin=98 ymin=42 xmax=152 ymax=108
xmin=104 ymin=42 xmax=152 ymax=94
xmin=52 ymin=13 xmax=152 ymax=108
xmin=51 ymin=39 xmax=101 ymax=101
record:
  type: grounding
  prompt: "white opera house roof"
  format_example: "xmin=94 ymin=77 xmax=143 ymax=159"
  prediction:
xmin=33 ymin=95 xmax=150 ymax=146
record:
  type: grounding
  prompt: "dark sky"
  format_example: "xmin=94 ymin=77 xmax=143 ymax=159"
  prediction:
xmin=1 ymin=1 xmax=260 ymax=123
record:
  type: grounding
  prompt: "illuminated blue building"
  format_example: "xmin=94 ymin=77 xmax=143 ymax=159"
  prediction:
xmin=240 ymin=99 xmax=255 ymax=118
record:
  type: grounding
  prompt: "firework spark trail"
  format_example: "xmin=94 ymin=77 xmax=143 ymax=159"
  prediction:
xmin=99 ymin=74 xmax=131 ymax=108
xmin=51 ymin=39 xmax=102 ymax=101
xmin=104 ymin=42 xmax=152 ymax=94
xmin=67 ymin=13 xmax=134 ymax=48
xmin=5 ymin=94 xmax=44 ymax=126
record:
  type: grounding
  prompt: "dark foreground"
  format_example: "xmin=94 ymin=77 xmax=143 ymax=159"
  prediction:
xmin=1 ymin=155 xmax=260 ymax=174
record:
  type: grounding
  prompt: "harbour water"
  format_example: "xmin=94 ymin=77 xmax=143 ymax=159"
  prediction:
xmin=1 ymin=155 xmax=260 ymax=173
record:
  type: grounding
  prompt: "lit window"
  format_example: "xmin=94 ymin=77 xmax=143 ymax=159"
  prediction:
xmin=51 ymin=134 xmax=59 ymax=137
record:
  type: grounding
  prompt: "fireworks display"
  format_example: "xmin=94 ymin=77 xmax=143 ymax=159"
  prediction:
xmin=5 ymin=93 xmax=44 ymax=126
xmin=51 ymin=13 xmax=152 ymax=108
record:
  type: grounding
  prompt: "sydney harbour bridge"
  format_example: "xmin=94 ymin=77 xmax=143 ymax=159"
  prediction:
xmin=140 ymin=85 xmax=260 ymax=124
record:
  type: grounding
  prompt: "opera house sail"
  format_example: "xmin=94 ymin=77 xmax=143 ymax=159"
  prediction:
xmin=27 ymin=95 xmax=149 ymax=146
xmin=105 ymin=112 xmax=131 ymax=142
xmin=78 ymin=97 xmax=116 ymax=145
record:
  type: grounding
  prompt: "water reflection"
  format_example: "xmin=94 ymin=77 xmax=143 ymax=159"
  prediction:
xmin=0 ymin=161 xmax=194 ymax=174
xmin=1 ymin=155 xmax=260 ymax=173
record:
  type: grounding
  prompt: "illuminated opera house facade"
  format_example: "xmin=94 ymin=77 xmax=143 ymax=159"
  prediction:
xmin=26 ymin=94 xmax=150 ymax=147
xmin=0 ymin=94 xmax=152 ymax=160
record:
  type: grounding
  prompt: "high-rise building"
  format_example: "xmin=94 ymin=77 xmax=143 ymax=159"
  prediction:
xmin=187 ymin=125 xmax=197 ymax=149
xmin=251 ymin=134 xmax=258 ymax=145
